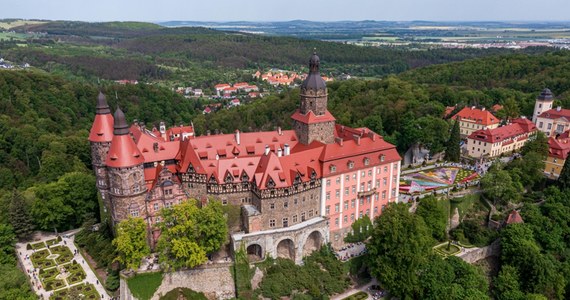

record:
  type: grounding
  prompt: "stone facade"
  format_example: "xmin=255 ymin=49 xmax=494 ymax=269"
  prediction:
xmin=299 ymin=88 xmax=328 ymax=115
xmin=108 ymin=165 xmax=148 ymax=224
xmin=293 ymin=119 xmax=336 ymax=145
xmin=120 ymin=264 xmax=235 ymax=300
xmin=458 ymin=239 xmax=500 ymax=264
xmin=232 ymin=216 xmax=328 ymax=264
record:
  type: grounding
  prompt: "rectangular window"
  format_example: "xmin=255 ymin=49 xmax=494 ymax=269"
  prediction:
xmin=326 ymin=206 xmax=330 ymax=215
xmin=376 ymin=180 xmax=380 ymax=188
xmin=368 ymin=170 xmax=372 ymax=176
xmin=539 ymin=122 xmax=543 ymax=128
xmin=374 ymin=206 xmax=378 ymax=214
xmin=270 ymin=203 xmax=275 ymax=209
xmin=283 ymin=218 xmax=288 ymax=227
xmin=222 ymin=199 xmax=228 ymax=205
xmin=359 ymin=211 xmax=363 ymax=218
xmin=308 ymin=209 xmax=314 ymax=217
xmin=335 ymin=203 xmax=340 ymax=212
xmin=335 ymin=218 xmax=339 ymax=226
xmin=165 ymin=202 xmax=172 ymax=208
xmin=345 ymin=187 xmax=349 ymax=195
xmin=367 ymin=181 xmax=372 ymax=190
xmin=294 ymin=198 xmax=298 ymax=205
xmin=130 ymin=209 xmax=139 ymax=217
xmin=284 ymin=201 xmax=288 ymax=208
xmin=353 ymin=174 xmax=357 ymax=180
xmin=384 ymin=166 xmax=388 ymax=172
xmin=392 ymin=188 xmax=396 ymax=197
xmin=360 ymin=198 xmax=364 ymax=205
xmin=382 ymin=191 xmax=387 ymax=199
xmin=269 ymin=219 xmax=276 ymax=227
xmin=383 ymin=178 xmax=387 ymax=186
xmin=361 ymin=171 xmax=366 ymax=178
xmin=335 ymin=189 xmax=340 ymax=198
xmin=301 ymin=212 xmax=306 ymax=222
xmin=360 ymin=183 xmax=365 ymax=191
xmin=352 ymin=186 xmax=356 ymax=194
xmin=326 ymin=179 xmax=331 ymax=186
xmin=345 ymin=175 xmax=350 ymax=182
xmin=351 ymin=213 xmax=355 ymax=221
xmin=293 ymin=215 xmax=298 ymax=223
xmin=153 ymin=203 xmax=159 ymax=211
xmin=344 ymin=201 xmax=348 ymax=210
xmin=326 ymin=192 xmax=330 ymax=200
xmin=548 ymin=123 xmax=552 ymax=130
xmin=351 ymin=199 xmax=355 ymax=208
xmin=336 ymin=177 xmax=341 ymax=184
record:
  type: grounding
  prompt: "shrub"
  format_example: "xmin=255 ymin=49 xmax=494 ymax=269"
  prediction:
xmin=27 ymin=244 xmax=31 ymax=250
xmin=105 ymin=271 xmax=120 ymax=291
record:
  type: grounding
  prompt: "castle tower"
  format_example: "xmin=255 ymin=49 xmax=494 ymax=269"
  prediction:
xmin=88 ymin=92 xmax=114 ymax=220
xmin=292 ymin=51 xmax=336 ymax=145
xmin=533 ymin=88 xmax=554 ymax=123
xmin=105 ymin=107 xmax=147 ymax=224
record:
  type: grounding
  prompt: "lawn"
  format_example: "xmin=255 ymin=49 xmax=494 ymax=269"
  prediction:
xmin=126 ymin=272 xmax=164 ymax=300
xmin=160 ymin=288 xmax=207 ymax=300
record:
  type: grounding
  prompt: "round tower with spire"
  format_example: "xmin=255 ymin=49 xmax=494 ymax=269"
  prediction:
xmin=105 ymin=107 xmax=147 ymax=224
xmin=533 ymin=88 xmax=554 ymax=123
xmin=291 ymin=51 xmax=336 ymax=145
xmin=89 ymin=92 xmax=114 ymax=218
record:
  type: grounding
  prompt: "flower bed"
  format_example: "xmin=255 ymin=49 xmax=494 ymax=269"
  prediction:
xmin=30 ymin=241 xmax=46 ymax=250
xmin=45 ymin=238 xmax=59 ymax=247
xmin=51 ymin=245 xmax=74 ymax=264
xmin=50 ymin=283 xmax=99 ymax=300
xmin=43 ymin=277 xmax=66 ymax=291
xmin=66 ymin=263 xmax=87 ymax=285
xmin=31 ymin=249 xmax=55 ymax=269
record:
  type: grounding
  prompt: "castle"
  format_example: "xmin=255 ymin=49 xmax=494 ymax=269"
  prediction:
xmin=89 ymin=52 xmax=401 ymax=263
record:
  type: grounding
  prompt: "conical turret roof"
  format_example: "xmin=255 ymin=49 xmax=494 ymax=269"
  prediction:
xmin=301 ymin=51 xmax=327 ymax=91
xmin=89 ymin=92 xmax=114 ymax=142
xmin=105 ymin=107 xmax=144 ymax=168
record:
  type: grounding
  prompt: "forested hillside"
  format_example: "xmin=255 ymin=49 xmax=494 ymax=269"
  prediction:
xmin=0 ymin=21 xmax=549 ymax=83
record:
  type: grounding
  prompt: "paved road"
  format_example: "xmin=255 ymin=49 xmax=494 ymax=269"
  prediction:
xmin=15 ymin=230 xmax=110 ymax=299
xmin=331 ymin=278 xmax=380 ymax=300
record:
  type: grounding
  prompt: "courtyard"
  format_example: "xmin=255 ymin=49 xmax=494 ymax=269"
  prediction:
xmin=15 ymin=231 xmax=109 ymax=299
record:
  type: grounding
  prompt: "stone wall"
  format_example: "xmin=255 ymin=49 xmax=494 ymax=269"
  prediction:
xmin=257 ymin=187 xmax=321 ymax=232
xmin=120 ymin=264 xmax=235 ymax=300
xmin=458 ymin=239 xmax=500 ymax=264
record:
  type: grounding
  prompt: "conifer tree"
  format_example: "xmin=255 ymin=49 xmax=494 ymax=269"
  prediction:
xmin=445 ymin=118 xmax=461 ymax=162
xmin=558 ymin=156 xmax=570 ymax=190
xmin=9 ymin=190 xmax=34 ymax=239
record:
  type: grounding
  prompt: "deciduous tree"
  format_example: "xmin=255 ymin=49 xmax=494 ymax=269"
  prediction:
xmin=113 ymin=217 xmax=150 ymax=271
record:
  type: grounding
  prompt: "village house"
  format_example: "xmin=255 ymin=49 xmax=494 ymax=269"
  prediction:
xmin=544 ymin=130 xmax=570 ymax=179
xmin=451 ymin=106 xmax=500 ymax=138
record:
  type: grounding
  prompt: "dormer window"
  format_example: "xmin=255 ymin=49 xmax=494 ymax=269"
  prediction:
xmin=267 ymin=178 xmax=276 ymax=188
xmin=347 ymin=161 xmax=354 ymax=169
xmin=225 ymin=173 xmax=233 ymax=183
xmin=380 ymin=155 xmax=385 ymax=162
xmin=310 ymin=170 xmax=317 ymax=180
xmin=330 ymin=165 xmax=337 ymax=173
xmin=209 ymin=175 xmax=217 ymax=184
xmin=241 ymin=172 xmax=249 ymax=182
xmin=363 ymin=157 xmax=370 ymax=166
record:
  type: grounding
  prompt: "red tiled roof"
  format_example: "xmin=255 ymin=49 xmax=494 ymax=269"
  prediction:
xmin=443 ymin=106 xmax=456 ymax=118
xmin=506 ymin=210 xmax=524 ymax=224
xmin=105 ymin=134 xmax=145 ymax=168
xmin=548 ymin=130 xmax=570 ymax=159
xmin=538 ymin=108 xmax=570 ymax=120
xmin=467 ymin=118 xmax=536 ymax=144
xmin=290 ymin=109 xmax=336 ymax=124
xmin=452 ymin=107 xmax=500 ymax=126
xmin=492 ymin=104 xmax=504 ymax=111
xmin=215 ymin=83 xmax=230 ymax=89
xmin=89 ymin=114 xmax=114 ymax=142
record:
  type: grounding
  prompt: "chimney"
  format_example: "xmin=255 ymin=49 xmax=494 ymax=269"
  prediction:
xmin=206 ymin=130 xmax=211 ymax=136
xmin=264 ymin=145 xmax=270 ymax=156
xmin=557 ymin=106 xmax=562 ymax=112
xmin=335 ymin=137 xmax=343 ymax=146
xmin=235 ymin=130 xmax=240 ymax=145
xmin=140 ymin=121 xmax=146 ymax=132
xmin=277 ymin=127 xmax=282 ymax=136
xmin=133 ymin=119 xmax=139 ymax=126
xmin=354 ymin=135 xmax=361 ymax=145
xmin=277 ymin=148 xmax=283 ymax=157
xmin=368 ymin=131 xmax=376 ymax=141
xmin=284 ymin=144 xmax=290 ymax=156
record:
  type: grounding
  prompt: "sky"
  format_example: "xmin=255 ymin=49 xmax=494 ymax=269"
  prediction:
xmin=2 ymin=0 xmax=570 ymax=22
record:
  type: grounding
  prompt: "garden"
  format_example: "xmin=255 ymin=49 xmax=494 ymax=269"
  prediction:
xmin=31 ymin=249 xmax=55 ymax=269
xmin=50 ymin=245 xmax=74 ymax=264
xmin=399 ymin=167 xmax=479 ymax=193
xmin=50 ymin=283 xmax=99 ymax=300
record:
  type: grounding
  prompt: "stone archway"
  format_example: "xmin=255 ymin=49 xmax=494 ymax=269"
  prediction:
xmin=246 ymin=244 xmax=263 ymax=262
xmin=276 ymin=239 xmax=295 ymax=261
xmin=302 ymin=231 xmax=323 ymax=257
